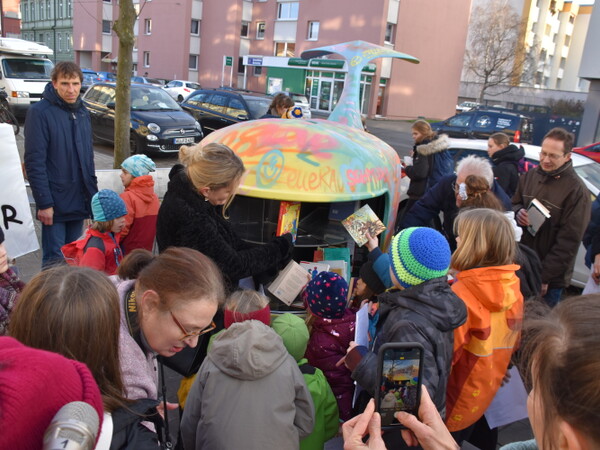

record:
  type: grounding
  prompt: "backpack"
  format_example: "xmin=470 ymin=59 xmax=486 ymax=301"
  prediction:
xmin=61 ymin=234 xmax=106 ymax=266
xmin=427 ymin=150 xmax=455 ymax=190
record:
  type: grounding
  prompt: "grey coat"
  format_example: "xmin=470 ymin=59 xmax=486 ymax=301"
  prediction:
xmin=180 ymin=320 xmax=315 ymax=450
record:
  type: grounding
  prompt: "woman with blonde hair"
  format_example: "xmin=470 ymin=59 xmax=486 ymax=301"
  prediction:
xmin=446 ymin=208 xmax=523 ymax=446
xmin=156 ymin=142 xmax=293 ymax=292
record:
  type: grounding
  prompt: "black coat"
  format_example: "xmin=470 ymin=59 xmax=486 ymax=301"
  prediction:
xmin=156 ymin=165 xmax=291 ymax=292
xmin=491 ymin=144 xmax=524 ymax=198
xmin=109 ymin=399 xmax=163 ymax=449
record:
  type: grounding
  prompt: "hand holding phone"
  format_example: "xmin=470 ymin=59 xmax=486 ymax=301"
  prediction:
xmin=375 ymin=343 xmax=424 ymax=430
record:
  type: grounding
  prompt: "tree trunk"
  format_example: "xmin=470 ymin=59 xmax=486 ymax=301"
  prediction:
xmin=112 ymin=0 xmax=136 ymax=168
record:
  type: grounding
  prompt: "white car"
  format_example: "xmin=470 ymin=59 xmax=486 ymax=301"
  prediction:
xmin=447 ymin=138 xmax=600 ymax=288
xmin=275 ymin=92 xmax=312 ymax=119
xmin=163 ymin=80 xmax=202 ymax=102
xmin=455 ymin=101 xmax=480 ymax=112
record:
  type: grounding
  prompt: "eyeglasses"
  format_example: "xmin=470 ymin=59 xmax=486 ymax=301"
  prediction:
xmin=539 ymin=151 xmax=566 ymax=161
xmin=170 ymin=311 xmax=216 ymax=341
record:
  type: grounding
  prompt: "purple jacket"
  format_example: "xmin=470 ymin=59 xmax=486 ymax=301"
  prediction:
xmin=305 ymin=309 xmax=356 ymax=421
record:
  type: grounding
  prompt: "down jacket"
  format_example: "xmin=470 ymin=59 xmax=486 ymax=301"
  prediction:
xmin=156 ymin=164 xmax=292 ymax=291
xmin=491 ymin=144 xmax=525 ymax=198
xmin=405 ymin=134 xmax=450 ymax=200
xmin=180 ymin=320 xmax=315 ymax=450
xmin=512 ymin=161 xmax=591 ymax=288
xmin=24 ymin=82 xmax=97 ymax=221
xmin=119 ymin=175 xmax=160 ymax=254
xmin=351 ymin=277 xmax=467 ymax=418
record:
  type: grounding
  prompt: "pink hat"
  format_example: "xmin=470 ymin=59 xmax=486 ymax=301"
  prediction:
xmin=0 ymin=337 xmax=104 ymax=449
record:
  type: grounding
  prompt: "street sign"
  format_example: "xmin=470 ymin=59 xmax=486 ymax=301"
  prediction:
xmin=225 ymin=56 xmax=233 ymax=66
xmin=247 ymin=57 xmax=263 ymax=66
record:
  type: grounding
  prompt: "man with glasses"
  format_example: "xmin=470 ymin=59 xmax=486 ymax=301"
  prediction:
xmin=513 ymin=127 xmax=591 ymax=306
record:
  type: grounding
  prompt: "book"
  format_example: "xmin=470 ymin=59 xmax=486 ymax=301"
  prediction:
xmin=267 ymin=260 xmax=312 ymax=306
xmin=526 ymin=198 xmax=551 ymax=237
xmin=276 ymin=201 xmax=301 ymax=242
xmin=300 ymin=261 xmax=331 ymax=280
xmin=341 ymin=204 xmax=386 ymax=247
xmin=320 ymin=259 xmax=348 ymax=283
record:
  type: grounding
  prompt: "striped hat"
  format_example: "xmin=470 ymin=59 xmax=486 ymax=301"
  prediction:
xmin=388 ymin=227 xmax=450 ymax=289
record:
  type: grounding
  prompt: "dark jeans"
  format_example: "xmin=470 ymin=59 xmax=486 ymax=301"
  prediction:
xmin=41 ymin=220 xmax=84 ymax=269
xmin=543 ymin=287 xmax=564 ymax=307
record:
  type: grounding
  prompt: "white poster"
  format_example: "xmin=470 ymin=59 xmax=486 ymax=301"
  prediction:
xmin=0 ymin=124 xmax=39 ymax=257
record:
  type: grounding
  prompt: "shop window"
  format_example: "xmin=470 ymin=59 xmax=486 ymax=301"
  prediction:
xmin=307 ymin=21 xmax=319 ymax=41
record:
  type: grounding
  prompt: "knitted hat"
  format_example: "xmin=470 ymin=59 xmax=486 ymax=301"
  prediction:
xmin=121 ymin=154 xmax=156 ymax=178
xmin=0 ymin=336 xmax=104 ymax=450
xmin=359 ymin=260 xmax=386 ymax=295
xmin=271 ymin=313 xmax=309 ymax=362
xmin=305 ymin=271 xmax=348 ymax=319
xmin=91 ymin=189 xmax=127 ymax=222
xmin=282 ymin=106 xmax=303 ymax=119
xmin=388 ymin=227 xmax=450 ymax=289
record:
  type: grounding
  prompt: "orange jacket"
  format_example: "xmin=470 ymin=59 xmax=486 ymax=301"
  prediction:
xmin=446 ymin=264 xmax=523 ymax=432
xmin=119 ymin=175 xmax=160 ymax=254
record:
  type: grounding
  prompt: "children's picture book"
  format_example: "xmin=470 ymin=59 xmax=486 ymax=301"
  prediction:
xmin=341 ymin=204 xmax=386 ymax=247
xmin=267 ymin=260 xmax=311 ymax=306
xmin=299 ymin=261 xmax=331 ymax=280
xmin=276 ymin=201 xmax=301 ymax=242
xmin=526 ymin=198 xmax=551 ymax=237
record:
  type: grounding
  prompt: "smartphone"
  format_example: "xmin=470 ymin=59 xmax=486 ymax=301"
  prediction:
xmin=375 ymin=342 xmax=424 ymax=429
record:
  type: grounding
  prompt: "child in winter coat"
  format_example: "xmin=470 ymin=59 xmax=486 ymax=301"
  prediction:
xmin=272 ymin=313 xmax=339 ymax=450
xmin=62 ymin=189 xmax=127 ymax=275
xmin=0 ymin=227 xmax=25 ymax=335
xmin=305 ymin=271 xmax=356 ymax=422
xmin=119 ymin=155 xmax=160 ymax=254
xmin=345 ymin=227 xmax=467 ymax=423
xmin=180 ymin=290 xmax=315 ymax=450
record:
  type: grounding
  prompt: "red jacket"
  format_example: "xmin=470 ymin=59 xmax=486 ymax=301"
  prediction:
xmin=120 ymin=175 xmax=160 ymax=254
xmin=79 ymin=228 xmax=122 ymax=275
xmin=446 ymin=265 xmax=523 ymax=432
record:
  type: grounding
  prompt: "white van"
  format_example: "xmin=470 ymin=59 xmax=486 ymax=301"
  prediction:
xmin=0 ymin=38 xmax=54 ymax=116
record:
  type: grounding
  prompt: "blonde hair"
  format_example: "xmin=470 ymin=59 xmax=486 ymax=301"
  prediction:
xmin=451 ymin=208 xmax=515 ymax=271
xmin=91 ymin=219 xmax=115 ymax=233
xmin=412 ymin=119 xmax=436 ymax=142
xmin=225 ymin=289 xmax=269 ymax=315
xmin=179 ymin=142 xmax=245 ymax=216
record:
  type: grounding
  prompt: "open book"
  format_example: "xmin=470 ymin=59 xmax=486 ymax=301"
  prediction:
xmin=341 ymin=204 xmax=386 ymax=247
xmin=527 ymin=198 xmax=551 ymax=236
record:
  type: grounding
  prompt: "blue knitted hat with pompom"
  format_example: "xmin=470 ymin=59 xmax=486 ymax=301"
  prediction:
xmin=388 ymin=227 xmax=450 ymax=289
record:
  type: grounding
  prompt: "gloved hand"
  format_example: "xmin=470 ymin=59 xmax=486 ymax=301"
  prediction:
xmin=273 ymin=233 xmax=294 ymax=268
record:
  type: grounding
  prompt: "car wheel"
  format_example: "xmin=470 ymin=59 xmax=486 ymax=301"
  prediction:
xmin=177 ymin=94 xmax=184 ymax=102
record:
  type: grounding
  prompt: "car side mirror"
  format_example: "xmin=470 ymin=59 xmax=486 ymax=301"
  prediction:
xmin=237 ymin=113 xmax=249 ymax=120
xmin=107 ymin=102 xmax=116 ymax=110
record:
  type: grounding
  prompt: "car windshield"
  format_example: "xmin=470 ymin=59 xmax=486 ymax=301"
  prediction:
xmin=146 ymin=78 xmax=163 ymax=85
xmin=574 ymin=162 xmax=600 ymax=196
xmin=2 ymin=58 xmax=53 ymax=79
xmin=186 ymin=82 xmax=201 ymax=89
xmin=244 ymin=96 xmax=271 ymax=118
xmin=131 ymin=88 xmax=181 ymax=111
xmin=83 ymin=74 xmax=97 ymax=83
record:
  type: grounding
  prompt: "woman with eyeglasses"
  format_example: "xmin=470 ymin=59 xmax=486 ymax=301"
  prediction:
xmin=114 ymin=247 xmax=225 ymax=401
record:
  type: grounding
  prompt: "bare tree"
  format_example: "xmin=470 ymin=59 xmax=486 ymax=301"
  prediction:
xmin=464 ymin=0 xmax=534 ymax=103
xmin=111 ymin=0 xmax=136 ymax=168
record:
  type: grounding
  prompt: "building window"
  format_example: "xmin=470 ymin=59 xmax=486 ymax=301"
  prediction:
xmin=67 ymin=33 xmax=72 ymax=51
xmin=40 ymin=0 xmax=44 ymax=19
xmin=274 ymin=42 xmax=295 ymax=57
xmin=30 ymin=2 xmax=34 ymax=21
xmin=307 ymin=21 xmax=319 ymax=40
xmin=143 ymin=51 xmax=150 ymax=67
xmin=253 ymin=66 xmax=262 ymax=76
xmin=191 ymin=19 xmax=200 ymax=35
xmin=144 ymin=19 xmax=152 ymax=35
xmin=564 ymin=34 xmax=571 ymax=46
xmin=103 ymin=0 xmax=111 ymax=2
xmin=102 ymin=20 xmax=112 ymax=34
xmin=57 ymin=34 xmax=62 ymax=52
xmin=385 ymin=23 xmax=395 ymax=43
xmin=58 ymin=0 xmax=63 ymax=18
xmin=569 ymin=15 xmax=575 ymax=24
xmin=46 ymin=0 xmax=51 ymax=19
xmin=545 ymin=24 xmax=551 ymax=36
xmin=277 ymin=2 xmax=299 ymax=20
xmin=67 ymin=0 xmax=71 ymax=17
xmin=21 ymin=2 xmax=27 ymax=22
xmin=241 ymin=21 xmax=249 ymax=38
xmin=189 ymin=54 xmax=198 ymax=70
xmin=256 ymin=22 xmax=265 ymax=39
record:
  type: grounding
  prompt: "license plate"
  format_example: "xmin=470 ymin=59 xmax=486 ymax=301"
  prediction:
xmin=174 ymin=137 xmax=194 ymax=144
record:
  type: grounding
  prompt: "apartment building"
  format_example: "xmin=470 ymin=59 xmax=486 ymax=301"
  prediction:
xmin=20 ymin=0 xmax=73 ymax=62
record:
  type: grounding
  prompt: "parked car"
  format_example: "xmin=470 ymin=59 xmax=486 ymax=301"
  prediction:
xmin=181 ymin=88 xmax=273 ymax=134
xmin=82 ymin=83 xmax=203 ymax=154
xmin=574 ymin=141 xmax=600 ymax=163
xmin=455 ymin=101 xmax=480 ymax=112
xmin=81 ymin=69 xmax=101 ymax=94
xmin=445 ymin=137 xmax=600 ymax=288
xmin=96 ymin=71 xmax=117 ymax=82
xmin=276 ymin=91 xmax=312 ymax=119
xmin=131 ymin=76 xmax=164 ymax=87
xmin=432 ymin=109 xmax=534 ymax=143
xmin=163 ymin=80 xmax=201 ymax=102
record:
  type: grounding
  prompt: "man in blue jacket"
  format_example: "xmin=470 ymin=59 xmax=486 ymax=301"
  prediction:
xmin=24 ymin=62 xmax=97 ymax=268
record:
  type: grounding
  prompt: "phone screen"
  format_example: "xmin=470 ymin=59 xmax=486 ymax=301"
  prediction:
xmin=376 ymin=344 xmax=423 ymax=428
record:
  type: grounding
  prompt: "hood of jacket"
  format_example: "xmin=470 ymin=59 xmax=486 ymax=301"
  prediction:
xmin=416 ymin=134 xmax=450 ymax=157
xmin=453 ymin=265 xmax=521 ymax=312
xmin=208 ymin=320 xmax=289 ymax=380
xmin=125 ymin=175 xmax=156 ymax=203
xmin=492 ymin=144 xmax=525 ymax=165
xmin=378 ymin=276 xmax=467 ymax=332
xmin=310 ymin=309 xmax=356 ymax=340
xmin=42 ymin=81 xmax=83 ymax=111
